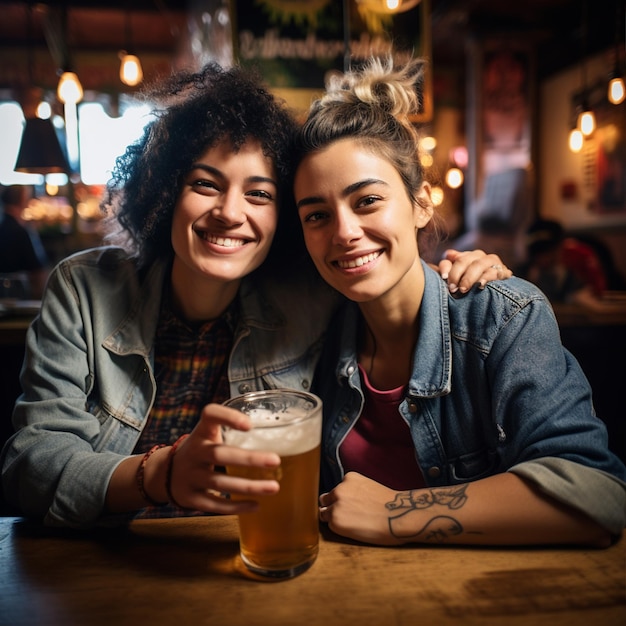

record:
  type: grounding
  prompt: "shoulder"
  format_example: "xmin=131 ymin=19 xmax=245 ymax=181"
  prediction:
xmin=52 ymin=246 xmax=139 ymax=283
xmin=56 ymin=246 xmax=134 ymax=269
xmin=49 ymin=247 xmax=163 ymax=301
xmin=433 ymin=270 xmax=558 ymax=348
xmin=449 ymin=275 xmax=550 ymax=319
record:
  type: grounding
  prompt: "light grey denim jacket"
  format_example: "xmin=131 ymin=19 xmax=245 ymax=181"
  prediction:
xmin=0 ymin=246 xmax=338 ymax=527
xmin=315 ymin=261 xmax=626 ymax=536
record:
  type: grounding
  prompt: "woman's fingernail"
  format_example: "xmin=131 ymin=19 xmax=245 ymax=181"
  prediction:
xmin=448 ymin=283 xmax=458 ymax=293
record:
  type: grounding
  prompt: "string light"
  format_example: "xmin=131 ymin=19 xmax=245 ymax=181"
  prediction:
xmin=356 ymin=0 xmax=421 ymax=14
xmin=577 ymin=107 xmax=595 ymax=136
xmin=568 ymin=128 xmax=584 ymax=153
xmin=607 ymin=0 xmax=625 ymax=105
xmin=445 ymin=167 xmax=464 ymax=189
xmin=608 ymin=74 xmax=625 ymax=105
xmin=119 ymin=53 xmax=143 ymax=87
xmin=119 ymin=11 xmax=143 ymax=87
xmin=57 ymin=71 xmax=83 ymax=105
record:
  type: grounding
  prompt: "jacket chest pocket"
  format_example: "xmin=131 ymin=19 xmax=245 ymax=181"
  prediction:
xmin=87 ymin=397 xmax=142 ymax=452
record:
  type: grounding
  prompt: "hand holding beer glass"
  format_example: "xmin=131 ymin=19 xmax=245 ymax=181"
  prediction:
xmin=222 ymin=389 xmax=323 ymax=579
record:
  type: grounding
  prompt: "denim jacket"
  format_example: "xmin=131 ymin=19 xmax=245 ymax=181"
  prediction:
xmin=315 ymin=261 xmax=626 ymax=535
xmin=0 ymin=247 xmax=338 ymax=527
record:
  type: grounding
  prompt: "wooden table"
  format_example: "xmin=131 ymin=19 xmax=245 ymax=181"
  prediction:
xmin=0 ymin=516 xmax=624 ymax=626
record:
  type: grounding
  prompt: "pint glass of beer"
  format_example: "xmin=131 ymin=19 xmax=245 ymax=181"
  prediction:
xmin=222 ymin=389 xmax=322 ymax=579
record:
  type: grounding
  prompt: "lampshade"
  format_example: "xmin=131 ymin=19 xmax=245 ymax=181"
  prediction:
xmin=15 ymin=117 xmax=70 ymax=174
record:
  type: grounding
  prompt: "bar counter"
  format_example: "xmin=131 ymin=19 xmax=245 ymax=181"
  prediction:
xmin=0 ymin=515 xmax=624 ymax=626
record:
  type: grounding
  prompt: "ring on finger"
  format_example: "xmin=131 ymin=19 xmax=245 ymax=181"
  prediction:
xmin=491 ymin=264 xmax=503 ymax=270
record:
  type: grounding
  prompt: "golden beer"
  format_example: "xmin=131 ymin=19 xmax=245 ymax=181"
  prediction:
xmin=223 ymin=390 xmax=322 ymax=579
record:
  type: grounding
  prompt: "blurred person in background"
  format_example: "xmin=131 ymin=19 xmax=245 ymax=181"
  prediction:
xmin=0 ymin=185 xmax=49 ymax=299
xmin=519 ymin=219 xmax=624 ymax=312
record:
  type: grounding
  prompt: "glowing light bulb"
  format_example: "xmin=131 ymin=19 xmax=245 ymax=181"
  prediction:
xmin=445 ymin=167 xmax=464 ymax=189
xmin=608 ymin=76 xmax=625 ymax=105
xmin=578 ymin=109 xmax=595 ymax=136
xmin=120 ymin=53 xmax=144 ymax=87
xmin=569 ymin=128 xmax=583 ymax=153
xmin=57 ymin=71 xmax=83 ymax=104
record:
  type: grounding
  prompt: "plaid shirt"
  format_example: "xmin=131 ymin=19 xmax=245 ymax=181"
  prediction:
xmin=134 ymin=292 xmax=236 ymax=518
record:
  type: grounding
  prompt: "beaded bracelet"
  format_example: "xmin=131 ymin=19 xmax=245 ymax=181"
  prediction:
xmin=136 ymin=444 xmax=167 ymax=506
xmin=165 ymin=434 xmax=190 ymax=508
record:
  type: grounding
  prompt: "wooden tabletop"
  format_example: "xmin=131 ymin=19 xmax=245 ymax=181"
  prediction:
xmin=0 ymin=515 xmax=624 ymax=626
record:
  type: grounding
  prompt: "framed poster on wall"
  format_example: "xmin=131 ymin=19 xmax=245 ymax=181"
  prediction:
xmin=589 ymin=97 xmax=626 ymax=218
xmin=466 ymin=39 xmax=536 ymax=205
xmin=231 ymin=0 xmax=432 ymax=121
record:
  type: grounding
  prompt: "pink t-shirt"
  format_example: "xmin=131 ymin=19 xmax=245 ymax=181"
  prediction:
xmin=339 ymin=365 xmax=425 ymax=490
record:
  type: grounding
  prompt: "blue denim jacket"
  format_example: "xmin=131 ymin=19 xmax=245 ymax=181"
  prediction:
xmin=0 ymin=247 xmax=338 ymax=526
xmin=315 ymin=261 xmax=626 ymax=534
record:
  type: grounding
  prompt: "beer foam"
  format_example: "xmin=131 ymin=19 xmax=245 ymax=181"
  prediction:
xmin=224 ymin=406 xmax=322 ymax=456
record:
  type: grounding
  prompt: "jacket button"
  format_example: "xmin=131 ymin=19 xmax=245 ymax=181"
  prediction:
xmin=427 ymin=466 xmax=441 ymax=478
xmin=407 ymin=400 xmax=418 ymax=413
xmin=238 ymin=384 xmax=251 ymax=394
xmin=301 ymin=379 xmax=310 ymax=389
xmin=347 ymin=365 xmax=355 ymax=375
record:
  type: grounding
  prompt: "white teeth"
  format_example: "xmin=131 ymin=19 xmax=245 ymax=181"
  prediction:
xmin=337 ymin=251 xmax=380 ymax=269
xmin=204 ymin=234 xmax=246 ymax=247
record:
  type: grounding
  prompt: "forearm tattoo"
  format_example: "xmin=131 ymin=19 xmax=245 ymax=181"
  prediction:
xmin=385 ymin=484 xmax=471 ymax=543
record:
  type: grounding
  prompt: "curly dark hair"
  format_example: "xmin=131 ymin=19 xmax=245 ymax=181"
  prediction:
xmin=101 ymin=63 xmax=304 ymax=271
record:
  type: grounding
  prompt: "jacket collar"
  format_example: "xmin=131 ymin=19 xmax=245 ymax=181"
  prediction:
xmin=237 ymin=271 xmax=286 ymax=330
xmin=102 ymin=260 xmax=288 ymax=359
xmin=336 ymin=260 xmax=452 ymax=398
xmin=406 ymin=261 xmax=452 ymax=397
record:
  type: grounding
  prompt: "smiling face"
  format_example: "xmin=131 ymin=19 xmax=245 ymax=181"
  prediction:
xmin=294 ymin=138 xmax=433 ymax=306
xmin=170 ymin=138 xmax=278 ymax=305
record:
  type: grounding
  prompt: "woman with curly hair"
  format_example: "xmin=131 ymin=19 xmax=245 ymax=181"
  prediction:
xmin=1 ymin=63 xmax=507 ymax=528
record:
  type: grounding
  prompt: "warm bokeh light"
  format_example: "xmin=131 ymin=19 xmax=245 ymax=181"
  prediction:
xmin=578 ymin=109 xmax=595 ymax=136
xmin=359 ymin=0 xmax=422 ymax=13
xmin=45 ymin=183 xmax=59 ymax=196
xmin=608 ymin=76 xmax=625 ymax=105
xmin=420 ymin=135 xmax=437 ymax=152
xmin=57 ymin=72 xmax=84 ymax=105
xmin=119 ymin=53 xmax=144 ymax=87
xmin=420 ymin=153 xmax=434 ymax=168
xmin=430 ymin=185 xmax=444 ymax=206
xmin=568 ymin=128 xmax=584 ymax=153
xmin=445 ymin=167 xmax=464 ymax=189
